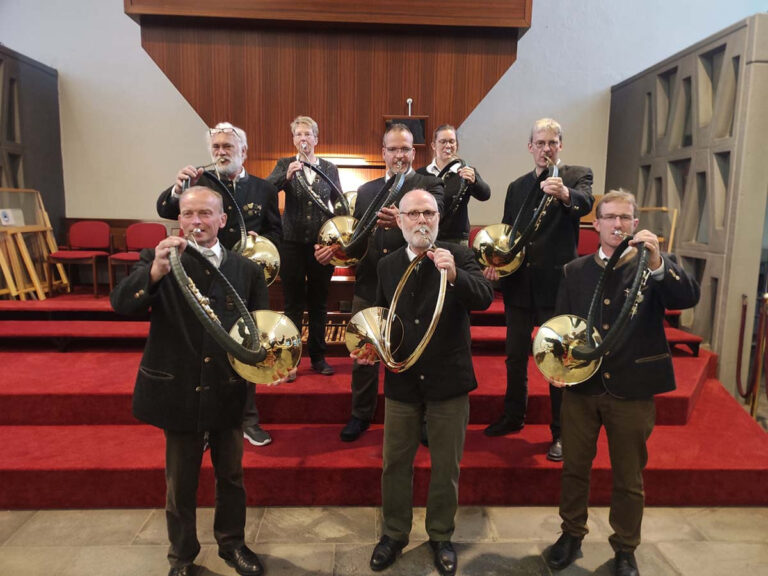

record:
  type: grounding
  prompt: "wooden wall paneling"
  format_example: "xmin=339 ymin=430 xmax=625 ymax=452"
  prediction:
xmin=139 ymin=19 xmax=519 ymax=182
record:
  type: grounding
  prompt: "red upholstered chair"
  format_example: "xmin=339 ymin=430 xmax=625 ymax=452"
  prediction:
xmin=48 ymin=220 xmax=112 ymax=297
xmin=577 ymin=226 xmax=600 ymax=256
xmin=108 ymin=222 xmax=168 ymax=291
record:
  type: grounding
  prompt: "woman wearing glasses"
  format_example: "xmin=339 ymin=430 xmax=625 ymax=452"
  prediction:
xmin=267 ymin=116 xmax=343 ymax=380
xmin=417 ymin=124 xmax=491 ymax=246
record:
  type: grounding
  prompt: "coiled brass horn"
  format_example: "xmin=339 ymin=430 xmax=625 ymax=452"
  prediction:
xmin=438 ymin=157 xmax=470 ymax=225
xmin=318 ymin=172 xmax=408 ymax=267
xmin=197 ymin=164 xmax=281 ymax=286
xmin=170 ymin=231 xmax=301 ymax=384
xmin=533 ymin=233 xmax=650 ymax=385
xmin=345 ymin=246 xmax=447 ymax=373
xmin=473 ymin=158 xmax=559 ymax=277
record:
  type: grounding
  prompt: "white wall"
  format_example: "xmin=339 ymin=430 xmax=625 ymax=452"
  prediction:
xmin=0 ymin=0 xmax=765 ymax=222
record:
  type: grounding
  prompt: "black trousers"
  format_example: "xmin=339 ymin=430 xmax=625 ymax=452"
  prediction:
xmin=279 ymin=240 xmax=335 ymax=363
xmin=502 ymin=295 xmax=562 ymax=439
xmin=164 ymin=427 xmax=246 ymax=568
xmin=350 ymin=294 xmax=380 ymax=421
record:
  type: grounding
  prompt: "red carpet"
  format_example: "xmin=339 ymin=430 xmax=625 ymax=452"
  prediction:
xmin=0 ymin=296 xmax=766 ymax=509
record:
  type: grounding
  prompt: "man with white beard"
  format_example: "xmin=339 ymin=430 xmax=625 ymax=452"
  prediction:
xmin=355 ymin=189 xmax=493 ymax=576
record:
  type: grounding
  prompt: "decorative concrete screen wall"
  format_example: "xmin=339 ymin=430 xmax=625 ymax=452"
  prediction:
xmin=605 ymin=14 xmax=768 ymax=390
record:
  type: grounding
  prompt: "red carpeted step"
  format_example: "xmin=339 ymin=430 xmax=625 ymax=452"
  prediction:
xmin=0 ymin=352 xmax=712 ymax=427
xmin=0 ymin=320 xmax=149 ymax=339
xmin=1 ymin=379 xmax=766 ymax=509
xmin=470 ymin=325 xmax=703 ymax=355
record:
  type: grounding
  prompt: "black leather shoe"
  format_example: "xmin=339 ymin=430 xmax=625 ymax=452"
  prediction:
xmin=614 ymin=550 xmax=639 ymax=576
xmin=546 ymin=532 xmax=582 ymax=570
xmin=311 ymin=359 xmax=335 ymax=375
xmin=168 ymin=565 xmax=194 ymax=576
xmin=218 ymin=545 xmax=263 ymax=576
xmin=547 ymin=438 xmax=563 ymax=462
xmin=430 ymin=540 xmax=457 ymax=576
xmin=370 ymin=535 xmax=407 ymax=571
xmin=340 ymin=417 xmax=370 ymax=442
xmin=484 ymin=415 xmax=524 ymax=437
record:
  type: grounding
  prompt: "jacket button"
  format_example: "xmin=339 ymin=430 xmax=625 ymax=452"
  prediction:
xmin=603 ymin=298 xmax=611 ymax=305
xmin=205 ymin=270 xmax=211 ymax=276
xmin=604 ymin=372 xmax=611 ymax=379
xmin=134 ymin=289 xmax=144 ymax=299
xmin=414 ymin=319 xmax=420 ymax=325
xmin=195 ymin=386 xmax=203 ymax=392
xmin=204 ymin=357 xmax=212 ymax=363
xmin=419 ymin=374 xmax=425 ymax=380
xmin=228 ymin=205 xmax=233 ymax=210
xmin=602 ymin=323 xmax=610 ymax=330
xmin=229 ymin=228 xmax=235 ymax=232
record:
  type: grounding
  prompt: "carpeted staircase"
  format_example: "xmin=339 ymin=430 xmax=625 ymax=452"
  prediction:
xmin=1 ymin=293 xmax=767 ymax=510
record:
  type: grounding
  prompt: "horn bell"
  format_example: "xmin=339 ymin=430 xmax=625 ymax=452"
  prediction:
xmin=317 ymin=215 xmax=363 ymax=267
xmin=345 ymin=306 xmax=403 ymax=362
xmin=234 ymin=235 xmax=280 ymax=286
xmin=228 ymin=310 xmax=302 ymax=384
xmin=533 ymin=314 xmax=603 ymax=386
xmin=472 ymin=223 xmax=525 ymax=277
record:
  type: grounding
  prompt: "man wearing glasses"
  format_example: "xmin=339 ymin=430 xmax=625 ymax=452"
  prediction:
xmin=355 ymin=189 xmax=493 ymax=576
xmin=157 ymin=122 xmax=282 ymax=448
xmin=316 ymin=123 xmax=443 ymax=443
xmin=483 ymin=118 xmax=594 ymax=463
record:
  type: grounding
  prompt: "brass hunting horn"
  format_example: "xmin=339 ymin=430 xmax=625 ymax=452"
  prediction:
xmin=317 ymin=171 xmax=409 ymax=267
xmin=473 ymin=158 xmax=559 ymax=277
xmin=169 ymin=231 xmax=301 ymax=384
xmin=532 ymin=232 xmax=650 ymax=385
xmin=189 ymin=163 xmax=281 ymax=286
xmin=345 ymin=246 xmax=447 ymax=373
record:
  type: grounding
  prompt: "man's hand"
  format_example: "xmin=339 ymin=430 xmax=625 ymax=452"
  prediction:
xmin=150 ymin=237 xmax=188 ymax=284
xmin=286 ymin=159 xmax=303 ymax=181
xmin=427 ymin=247 xmax=457 ymax=284
xmin=351 ymin=343 xmax=380 ymax=366
xmin=482 ymin=265 xmax=499 ymax=282
xmin=630 ymin=229 xmax=662 ymax=270
xmin=173 ymin=165 xmax=203 ymax=195
xmin=377 ymin=205 xmax=400 ymax=229
xmin=541 ymin=177 xmax=570 ymax=204
xmin=314 ymin=243 xmax=337 ymax=266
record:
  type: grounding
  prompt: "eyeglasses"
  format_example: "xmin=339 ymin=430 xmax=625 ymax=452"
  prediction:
xmin=598 ymin=214 xmax=634 ymax=222
xmin=532 ymin=140 xmax=559 ymax=149
xmin=403 ymin=210 xmax=437 ymax=221
xmin=384 ymin=147 xmax=413 ymax=154
xmin=436 ymin=139 xmax=457 ymax=146
xmin=209 ymin=127 xmax=242 ymax=142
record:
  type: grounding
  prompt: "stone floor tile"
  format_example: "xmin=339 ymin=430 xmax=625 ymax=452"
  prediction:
xmin=487 ymin=506 xmax=611 ymax=542
xmin=4 ymin=509 xmax=153 ymax=547
xmin=0 ymin=546 xmax=78 ymax=576
xmin=335 ymin=541 xmax=435 ymax=576
xmin=256 ymin=506 xmax=376 ymax=543
xmin=133 ymin=507 xmax=265 ymax=545
xmin=199 ymin=542 xmax=334 ymax=575
xmin=58 ymin=545 xmax=168 ymax=576
xmin=635 ymin=507 xmax=707 ymax=542
xmin=658 ymin=541 xmax=768 ymax=575
xmin=459 ymin=542 xmax=551 ymax=575
xmin=0 ymin=510 xmax=35 ymax=545
xmin=684 ymin=507 xmax=768 ymax=542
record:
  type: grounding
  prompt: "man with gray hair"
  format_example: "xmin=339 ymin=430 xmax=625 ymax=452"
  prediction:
xmin=483 ymin=118 xmax=594 ymax=463
xmin=355 ymin=189 xmax=493 ymax=576
xmin=157 ymin=121 xmax=282 ymax=448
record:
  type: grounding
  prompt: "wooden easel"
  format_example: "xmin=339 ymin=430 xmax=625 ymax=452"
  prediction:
xmin=0 ymin=188 xmax=67 ymax=300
